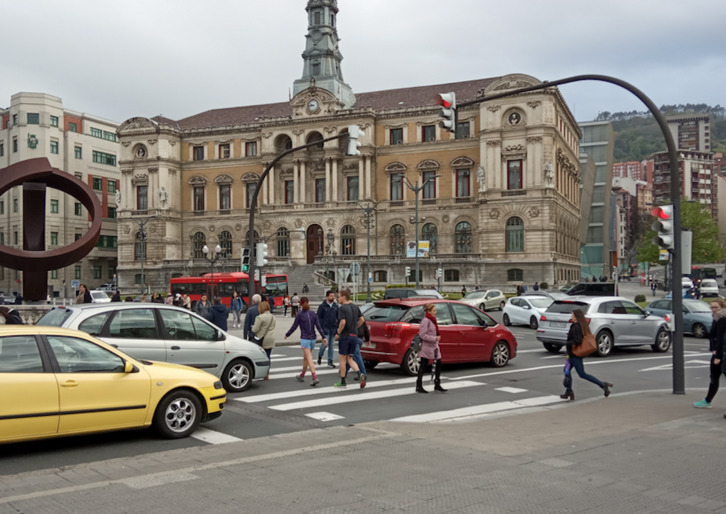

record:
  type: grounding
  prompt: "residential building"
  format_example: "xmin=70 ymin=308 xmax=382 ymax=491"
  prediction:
xmin=652 ymin=149 xmax=716 ymax=218
xmin=667 ymin=114 xmax=711 ymax=152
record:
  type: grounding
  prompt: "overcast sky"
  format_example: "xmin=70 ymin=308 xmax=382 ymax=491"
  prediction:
xmin=2 ymin=0 xmax=724 ymax=124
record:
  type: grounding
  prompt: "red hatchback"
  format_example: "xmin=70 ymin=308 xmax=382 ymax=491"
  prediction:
xmin=361 ymin=298 xmax=517 ymax=375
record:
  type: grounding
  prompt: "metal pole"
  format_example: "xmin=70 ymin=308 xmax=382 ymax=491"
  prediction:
xmin=366 ymin=213 xmax=371 ymax=301
xmin=414 ymin=186 xmax=420 ymax=288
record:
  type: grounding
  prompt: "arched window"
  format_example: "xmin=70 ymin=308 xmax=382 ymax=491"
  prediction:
xmin=341 ymin=225 xmax=356 ymax=256
xmin=506 ymin=217 xmax=524 ymax=252
xmin=389 ymin=224 xmax=405 ymax=255
xmin=275 ymin=135 xmax=293 ymax=153
xmin=277 ymin=227 xmax=289 ymax=257
xmin=421 ymin=223 xmax=438 ymax=255
xmin=306 ymin=131 xmax=324 ymax=151
xmin=245 ymin=230 xmax=259 ymax=248
xmin=134 ymin=231 xmax=146 ymax=261
xmin=373 ymin=270 xmax=388 ymax=282
xmin=454 ymin=222 xmax=472 ymax=254
xmin=192 ymin=232 xmax=206 ymax=259
xmin=218 ymin=230 xmax=232 ymax=258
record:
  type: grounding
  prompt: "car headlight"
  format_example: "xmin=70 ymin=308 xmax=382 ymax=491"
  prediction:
xmin=213 ymin=380 xmax=223 ymax=390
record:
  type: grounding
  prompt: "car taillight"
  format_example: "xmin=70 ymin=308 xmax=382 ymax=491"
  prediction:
xmin=540 ymin=315 xmax=547 ymax=321
xmin=384 ymin=322 xmax=410 ymax=335
xmin=585 ymin=318 xmax=591 ymax=324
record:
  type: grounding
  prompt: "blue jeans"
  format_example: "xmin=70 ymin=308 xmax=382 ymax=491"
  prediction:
xmin=568 ymin=355 xmax=604 ymax=389
xmin=318 ymin=328 xmax=336 ymax=361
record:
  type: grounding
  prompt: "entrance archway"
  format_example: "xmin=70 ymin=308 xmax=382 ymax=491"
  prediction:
xmin=306 ymin=224 xmax=324 ymax=264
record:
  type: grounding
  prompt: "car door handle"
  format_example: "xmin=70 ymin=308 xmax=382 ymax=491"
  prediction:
xmin=61 ymin=381 xmax=78 ymax=388
xmin=171 ymin=346 xmax=181 ymax=350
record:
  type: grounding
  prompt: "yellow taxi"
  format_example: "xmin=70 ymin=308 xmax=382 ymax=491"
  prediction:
xmin=0 ymin=325 xmax=225 ymax=444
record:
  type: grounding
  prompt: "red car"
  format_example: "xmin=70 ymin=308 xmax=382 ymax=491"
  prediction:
xmin=361 ymin=298 xmax=517 ymax=375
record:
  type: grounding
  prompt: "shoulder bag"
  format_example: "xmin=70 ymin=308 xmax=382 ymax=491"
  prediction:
xmin=572 ymin=333 xmax=597 ymax=357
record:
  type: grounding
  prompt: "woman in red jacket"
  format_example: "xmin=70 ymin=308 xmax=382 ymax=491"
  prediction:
xmin=416 ymin=303 xmax=446 ymax=393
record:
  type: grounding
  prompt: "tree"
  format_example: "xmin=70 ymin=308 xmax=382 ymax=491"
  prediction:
xmin=637 ymin=202 xmax=724 ymax=264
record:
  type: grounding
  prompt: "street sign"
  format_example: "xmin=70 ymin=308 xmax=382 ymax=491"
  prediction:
xmin=71 ymin=280 xmax=80 ymax=289
xmin=349 ymin=261 xmax=361 ymax=276
xmin=368 ymin=272 xmax=372 ymax=283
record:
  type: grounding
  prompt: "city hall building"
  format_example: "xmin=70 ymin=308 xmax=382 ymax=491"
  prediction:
xmin=116 ymin=0 xmax=583 ymax=293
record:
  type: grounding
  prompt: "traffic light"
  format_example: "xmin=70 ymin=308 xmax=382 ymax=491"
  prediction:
xmin=436 ymin=92 xmax=457 ymax=133
xmin=437 ymin=268 xmax=443 ymax=279
xmin=405 ymin=266 xmax=411 ymax=277
xmin=347 ymin=125 xmax=364 ymax=155
xmin=241 ymin=248 xmax=250 ymax=272
xmin=651 ymin=204 xmax=674 ymax=250
xmin=255 ymin=242 xmax=268 ymax=266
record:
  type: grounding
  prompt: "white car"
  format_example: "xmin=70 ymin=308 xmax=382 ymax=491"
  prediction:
xmin=90 ymin=290 xmax=112 ymax=303
xmin=682 ymin=277 xmax=694 ymax=289
xmin=699 ymin=278 xmax=720 ymax=297
xmin=502 ymin=295 xmax=554 ymax=329
xmin=460 ymin=289 xmax=507 ymax=311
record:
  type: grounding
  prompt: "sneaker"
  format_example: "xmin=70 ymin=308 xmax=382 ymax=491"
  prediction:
xmin=328 ymin=361 xmax=336 ymax=368
xmin=296 ymin=374 xmax=305 ymax=382
xmin=693 ymin=399 xmax=712 ymax=408
xmin=311 ymin=378 xmax=319 ymax=387
xmin=360 ymin=374 xmax=366 ymax=389
xmin=333 ymin=381 xmax=347 ymax=389
xmin=317 ymin=356 xmax=322 ymax=365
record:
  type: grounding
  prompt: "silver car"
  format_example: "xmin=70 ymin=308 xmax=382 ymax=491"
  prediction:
xmin=37 ymin=303 xmax=270 ymax=392
xmin=460 ymin=289 xmax=506 ymax=311
xmin=502 ymin=295 xmax=553 ymax=329
xmin=535 ymin=296 xmax=671 ymax=357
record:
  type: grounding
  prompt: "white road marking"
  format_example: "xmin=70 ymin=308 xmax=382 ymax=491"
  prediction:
xmin=640 ymin=359 xmax=711 ymax=372
xmin=270 ymin=368 xmax=341 ymax=379
xmin=190 ymin=427 xmax=243 ymax=444
xmin=237 ymin=377 xmax=420 ymax=403
xmin=269 ymin=356 xmax=301 ymax=362
xmin=305 ymin=412 xmax=345 ymax=421
xmin=495 ymin=387 xmax=528 ymax=394
xmin=270 ymin=380 xmax=483 ymax=411
xmin=390 ymin=395 xmax=563 ymax=423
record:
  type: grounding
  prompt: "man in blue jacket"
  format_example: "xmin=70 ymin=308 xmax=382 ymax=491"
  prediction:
xmin=316 ymin=290 xmax=338 ymax=368
xmin=208 ymin=298 xmax=229 ymax=331
xmin=243 ymin=294 xmax=262 ymax=341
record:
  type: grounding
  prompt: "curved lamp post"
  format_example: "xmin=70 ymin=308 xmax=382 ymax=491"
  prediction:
xmin=203 ymin=243 xmax=222 ymax=300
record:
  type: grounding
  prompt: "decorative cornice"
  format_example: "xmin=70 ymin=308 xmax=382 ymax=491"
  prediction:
xmin=188 ymin=176 xmax=207 ymax=186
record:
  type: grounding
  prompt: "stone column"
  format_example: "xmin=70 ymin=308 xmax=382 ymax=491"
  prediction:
xmin=268 ymin=167 xmax=275 ymax=205
xmin=365 ymin=155 xmax=372 ymax=199
xmin=300 ymin=160 xmax=306 ymax=205
xmin=325 ymin=159 xmax=331 ymax=203
xmin=293 ymin=161 xmax=299 ymax=204
xmin=358 ymin=156 xmax=364 ymax=200
xmin=332 ymin=158 xmax=338 ymax=202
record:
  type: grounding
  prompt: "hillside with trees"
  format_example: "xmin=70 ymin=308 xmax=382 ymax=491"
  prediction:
xmin=594 ymin=104 xmax=726 ymax=162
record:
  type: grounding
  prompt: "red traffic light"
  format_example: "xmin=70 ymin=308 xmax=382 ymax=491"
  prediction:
xmin=435 ymin=93 xmax=455 ymax=109
xmin=651 ymin=205 xmax=672 ymax=220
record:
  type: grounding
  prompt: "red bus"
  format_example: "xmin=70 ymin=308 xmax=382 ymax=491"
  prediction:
xmin=169 ymin=272 xmax=288 ymax=309
xmin=263 ymin=274 xmax=289 ymax=308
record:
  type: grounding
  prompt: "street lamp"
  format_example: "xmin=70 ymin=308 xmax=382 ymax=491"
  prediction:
xmin=553 ymin=257 xmax=558 ymax=285
xmin=135 ymin=217 xmax=156 ymax=295
xmin=358 ymin=199 xmax=381 ymax=302
xmin=203 ymin=243 xmax=223 ymax=300
xmin=404 ymin=174 xmax=440 ymax=288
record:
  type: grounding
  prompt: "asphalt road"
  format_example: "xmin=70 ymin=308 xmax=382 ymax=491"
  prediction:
xmin=1 ymin=298 xmax=713 ymax=476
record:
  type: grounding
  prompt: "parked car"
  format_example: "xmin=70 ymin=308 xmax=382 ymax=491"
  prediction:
xmin=459 ymin=289 xmax=507 ymax=311
xmin=383 ymin=288 xmax=444 ymax=300
xmin=361 ymin=298 xmax=517 ymax=375
xmin=646 ymin=298 xmax=713 ymax=338
xmin=36 ymin=303 xmax=270 ymax=392
xmin=0 ymin=325 xmax=225 ymax=444
xmin=90 ymin=290 xmax=112 ymax=303
xmin=565 ymin=282 xmax=616 ymax=296
xmin=699 ymin=279 xmax=720 ymax=298
xmin=536 ymin=296 xmax=671 ymax=357
xmin=682 ymin=277 xmax=694 ymax=289
xmin=522 ymin=290 xmax=569 ymax=301
xmin=502 ymin=295 xmax=553 ymax=329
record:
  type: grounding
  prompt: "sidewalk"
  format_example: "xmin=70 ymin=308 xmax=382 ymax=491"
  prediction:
xmin=3 ymin=391 xmax=726 ymax=512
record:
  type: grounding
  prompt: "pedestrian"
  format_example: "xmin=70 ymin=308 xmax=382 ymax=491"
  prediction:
xmin=76 ymin=284 xmax=92 ymax=304
xmin=651 ymin=282 xmax=657 ymax=297
xmin=111 ymin=290 xmax=121 ymax=302
xmin=182 ymin=293 xmax=192 ymax=310
xmin=231 ymin=291 xmax=244 ymax=328
xmin=195 ymin=293 xmax=212 ymax=320
xmin=291 ymin=292 xmax=300 ymax=317
xmin=283 ymin=295 xmax=290 ymax=317
xmin=285 ymin=296 xmax=326 ymax=386
xmin=416 ymin=303 xmax=446 ymax=393
xmin=164 ymin=294 xmax=174 ymax=305
xmin=333 ymin=289 xmax=362 ymax=389
xmin=243 ymin=294 xmax=262 ymax=341
xmin=302 ymin=282 xmax=309 ymax=294
xmin=693 ymin=298 xmax=726 ymax=408
xmin=516 ymin=284 xmax=523 ymax=296
xmin=252 ymin=300 xmax=276 ymax=379
xmin=560 ymin=308 xmax=613 ymax=401
xmin=208 ymin=298 xmax=230 ymax=331
xmin=533 ymin=281 xmax=540 ymax=291
xmin=14 ymin=292 xmax=22 ymax=305
xmin=346 ymin=310 xmax=369 ymax=389
xmin=316 ymin=290 xmax=338 ymax=368
xmin=0 ymin=306 xmax=24 ymax=324
xmin=461 ymin=285 xmax=467 ymax=296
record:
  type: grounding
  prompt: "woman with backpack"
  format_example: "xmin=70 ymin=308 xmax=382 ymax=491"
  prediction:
xmin=560 ymin=308 xmax=613 ymax=401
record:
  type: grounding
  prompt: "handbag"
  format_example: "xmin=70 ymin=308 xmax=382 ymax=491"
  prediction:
xmin=572 ymin=333 xmax=597 ymax=357
xmin=410 ymin=334 xmax=422 ymax=353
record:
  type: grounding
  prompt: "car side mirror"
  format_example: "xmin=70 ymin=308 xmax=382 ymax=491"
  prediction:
xmin=124 ymin=361 xmax=139 ymax=373
xmin=217 ymin=330 xmax=226 ymax=341
xmin=523 ymin=305 xmax=531 ymax=310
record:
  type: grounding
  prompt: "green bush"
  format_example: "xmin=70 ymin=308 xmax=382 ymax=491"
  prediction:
xmin=539 ymin=282 xmax=549 ymax=290
xmin=634 ymin=294 xmax=646 ymax=303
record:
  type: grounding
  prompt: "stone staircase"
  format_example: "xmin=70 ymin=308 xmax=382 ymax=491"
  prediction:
xmin=286 ymin=264 xmax=328 ymax=301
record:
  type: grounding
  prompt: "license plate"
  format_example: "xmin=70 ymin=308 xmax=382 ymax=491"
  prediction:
xmin=550 ymin=321 xmax=567 ymax=328
xmin=363 ymin=341 xmax=376 ymax=349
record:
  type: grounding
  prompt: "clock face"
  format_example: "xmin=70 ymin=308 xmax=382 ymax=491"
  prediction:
xmin=307 ymin=99 xmax=320 ymax=112
xmin=508 ymin=112 xmax=521 ymax=125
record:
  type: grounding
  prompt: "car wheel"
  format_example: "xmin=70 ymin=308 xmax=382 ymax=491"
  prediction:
xmin=529 ymin=316 xmax=538 ymax=329
xmin=153 ymin=389 xmax=202 ymax=439
xmin=502 ymin=313 xmax=511 ymax=326
xmin=692 ymin=323 xmax=708 ymax=339
xmin=499 ymin=301 xmax=505 ymax=311
xmin=543 ymin=343 xmax=562 ymax=354
xmin=479 ymin=303 xmax=487 ymax=312
xmin=401 ymin=348 xmax=420 ymax=376
xmin=363 ymin=360 xmax=379 ymax=369
xmin=652 ymin=328 xmax=671 ymax=352
xmin=222 ymin=359 xmax=252 ymax=392
xmin=595 ymin=331 xmax=613 ymax=357
xmin=490 ymin=341 xmax=510 ymax=367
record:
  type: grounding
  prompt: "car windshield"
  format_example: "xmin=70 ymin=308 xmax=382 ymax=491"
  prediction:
xmin=685 ymin=300 xmax=712 ymax=313
xmin=364 ymin=304 xmax=408 ymax=322
xmin=464 ymin=292 xmax=485 ymax=299
xmin=546 ymin=301 xmax=589 ymax=314
xmin=36 ymin=307 xmax=74 ymax=326
xmin=702 ymin=280 xmax=717 ymax=287
xmin=529 ymin=298 xmax=553 ymax=309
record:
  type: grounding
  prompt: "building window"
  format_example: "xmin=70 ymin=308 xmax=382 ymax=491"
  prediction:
xmin=75 ymin=265 xmax=81 ymax=279
xmin=193 ymin=186 xmax=205 ymax=211
xmin=192 ymin=232 xmax=206 ymax=259
xmin=108 ymin=181 xmax=116 ymax=194
xmin=27 ymin=113 xmax=39 ymax=125
xmin=74 ymin=146 xmax=82 ymax=159
xmin=50 ymin=140 xmax=59 ymax=154
xmin=455 ymin=221 xmax=472 ymax=254
xmin=390 ymin=174 xmax=403 ymax=201
xmin=507 ymin=268 xmax=523 ymax=282
xmin=219 ymin=184 xmax=231 ymax=210
xmin=421 ymin=223 xmax=438 ymax=255
xmin=422 ymin=171 xmax=436 ymax=199
xmin=0 ymin=142 xmax=3 ymax=157
xmin=245 ymin=141 xmax=257 ymax=157
xmin=219 ymin=143 xmax=230 ymax=159
xmin=246 ymin=183 xmax=256 ymax=208
xmin=12 ymin=114 xmax=17 ymax=125
xmin=75 ymin=233 xmax=81 ymax=241
xmin=107 ymin=206 xmax=116 ymax=218
xmin=456 ymin=169 xmax=470 ymax=197
xmin=51 ymin=269 xmax=57 ymax=279
xmin=50 ymin=232 xmax=58 ymax=245
xmin=75 ymin=172 xmax=82 ymax=180
xmin=373 ymin=270 xmax=388 ymax=282
xmin=74 ymin=202 xmax=82 ymax=216
xmin=68 ymin=122 xmax=77 ymax=133
xmin=96 ymin=235 xmax=118 ymax=248
xmin=285 ymin=181 xmax=294 ymax=204
xmin=347 ymin=176 xmax=359 ymax=202
xmin=137 ymin=185 xmax=148 ymax=210
xmin=315 ymin=179 xmax=325 ymax=203
xmin=92 ymin=178 xmax=102 ymax=191
xmin=277 ymin=227 xmax=289 ymax=257
xmin=444 ymin=269 xmax=460 ymax=282
xmin=193 ymin=145 xmax=204 ymax=161
xmin=92 ymin=151 xmax=116 ymax=166
xmin=390 ymin=224 xmax=405 ymax=255
xmin=50 ymin=115 xmax=59 ymax=127
xmin=422 ymin=125 xmax=436 ymax=142
xmin=93 ymin=266 xmax=102 ymax=279
xmin=13 ymin=231 xmax=18 ymax=245
xmin=12 ymin=137 xmax=17 ymax=153
xmin=134 ymin=232 xmax=146 ymax=261
xmin=341 ymin=225 xmax=355 ymax=255
xmin=50 ymin=200 xmax=59 ymax=214
xmin=219 ymin=230 xmax=232 ymax=257
xmin=0 ymin=201 xmax=3 ymax=214
xmin=506 ymin=217 xmax=524 ymax=252
xmin=390 ymin=128 xmax=403 ymax=145
xmin=507 ymin=159 xmax=522 ymax=189
xmin=90 ymin=127 xmax=102 ymax=138
xmin=102 ymin=131 xmax=117 ymax=142
xmin=456 ymin=121 xmax=470 ymax=139
xmin=13 ymin=199 xmax=18 ymax=213
xmin=108 ymin=266 xmax=116 ymax=280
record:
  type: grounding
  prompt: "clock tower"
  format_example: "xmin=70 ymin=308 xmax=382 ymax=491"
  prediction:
xmin=292 ymin=0 xmax=356 ymax=110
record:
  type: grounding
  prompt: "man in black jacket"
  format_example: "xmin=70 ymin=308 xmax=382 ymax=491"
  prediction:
xmin=243 ymin=294 xmax=262 ymax=341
